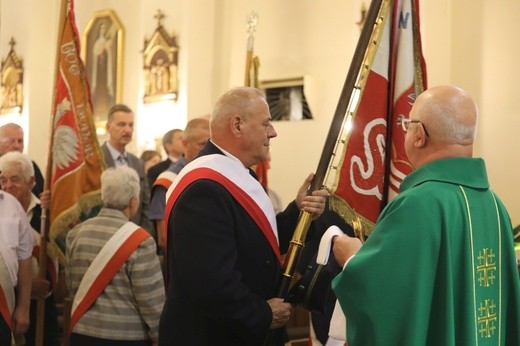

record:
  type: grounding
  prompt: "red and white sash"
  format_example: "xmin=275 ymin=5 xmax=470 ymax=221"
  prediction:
xmin=153 ymin=171 xmax=178 ymax=191
xmin=69 ymin=222 xmax=150 ymax=332
xmin=165 ymin=154 xmax=281 ymax=263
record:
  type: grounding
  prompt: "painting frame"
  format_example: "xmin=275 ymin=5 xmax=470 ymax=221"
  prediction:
xmin=81 ymin=9 xmax=124 ymax=129
xmin=142 ymin=11 xmax=179 ymax=104
xmin=0 ymin=38 xmax=24 ymax=115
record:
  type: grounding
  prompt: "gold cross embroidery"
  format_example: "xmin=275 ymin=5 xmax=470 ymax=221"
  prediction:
xmin=478 ymin=299 xmax=497 ymax=338
xmin=477 ymin=248 xmax=496 ymax=287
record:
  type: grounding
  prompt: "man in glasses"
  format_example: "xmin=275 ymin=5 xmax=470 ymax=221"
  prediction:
xmin=332 ymin=85 xmax=520 ymax=345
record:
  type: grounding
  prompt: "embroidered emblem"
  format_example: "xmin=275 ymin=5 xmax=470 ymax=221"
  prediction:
xmin=478 ymin=299 xmax=497 ymax=338
xmin=477 ymin=248 xmax=496 ymax=287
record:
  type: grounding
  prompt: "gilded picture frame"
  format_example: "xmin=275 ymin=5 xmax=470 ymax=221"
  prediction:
xmin=0 ymin=38 xmax=24 ymax=114
xmin=143 ymin=10 xmax=179 ymax=103
xmin=81 ymin=9 xmax=124 ymax=127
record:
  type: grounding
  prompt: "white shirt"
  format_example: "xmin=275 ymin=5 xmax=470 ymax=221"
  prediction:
xmin=0 ymin=190 xmax=34 ymax=285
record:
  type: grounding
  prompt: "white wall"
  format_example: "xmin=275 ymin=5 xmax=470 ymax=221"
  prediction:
xmin=1 ymin=0 xmax=519 ymax=225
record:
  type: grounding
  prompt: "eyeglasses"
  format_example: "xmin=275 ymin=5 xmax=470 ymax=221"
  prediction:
xmin=400 ymin=117 xmax=430 ymax=137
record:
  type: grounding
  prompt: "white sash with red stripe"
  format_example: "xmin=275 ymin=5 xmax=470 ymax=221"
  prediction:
xmin=153 ymin=170 xmax=177 ymax=190
xmin=166 ymin=154 xmax=279 ymax=257
xmin=70 ymin=222 xmax=150 ymax=332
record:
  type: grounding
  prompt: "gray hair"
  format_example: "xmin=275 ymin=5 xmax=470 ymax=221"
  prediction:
xmin=162 ymin=129 xmax=183 ymax=149
xmin=101 ymin=166 xmax=140 ymax=210
xmin=210 ymin=87 xmax=264 ymax=131
xmin=0 ymin=122 xmax=23 ymax=137
xmin=184 ymin=117 xmax=210 ymax=142
xmin=107 ymin=104 xmax=133 ymax=123
xmin=0 ymin=151 xmax=34 ymax=181
xmin=427 ymin=101 xmax=477 ymax=144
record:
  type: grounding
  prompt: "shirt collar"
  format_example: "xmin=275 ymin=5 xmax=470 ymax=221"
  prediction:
xmin=400 ymin=157 xmax=489 ymax=192
xmin=106 ymin=141 xmax=126 ymax=162
xmin=210 ymin=140 xmax=250 ymax=174
xmin=27 ymin=193 xmax=40 ymax=222
xmin=27 ymin=193 xmax=40 ymax=213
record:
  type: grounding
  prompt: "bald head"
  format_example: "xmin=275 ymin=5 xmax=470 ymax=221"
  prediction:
xmin=0 ymin=123 xmax=24 ymax=155
xmin=182 ymin=117 xmax=210 ymax=161
xmin=414 ymin=85 xmax=478 ymax=145
xmin=210 ymin=87 xmax=265 ymax=135
xmin=405 ymin=86 xmax=478 ymax=168
xmin=209 ymin=87 xmax=277 ymax=167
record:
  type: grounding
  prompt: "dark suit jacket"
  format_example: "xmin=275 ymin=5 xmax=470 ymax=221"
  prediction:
xmin=159 ymin=141 xmax=308 ymax=346
xmin=32 ymin=161 xmax=44 ymax=197
xmin=101 ymin=143 xmax=154 ymax=237
xmin=147 ymin=159 xmax=171 ymax=187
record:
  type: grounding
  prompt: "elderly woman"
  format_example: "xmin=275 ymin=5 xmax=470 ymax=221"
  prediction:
xmin=66 ymin=166 xmax=164 ymax=346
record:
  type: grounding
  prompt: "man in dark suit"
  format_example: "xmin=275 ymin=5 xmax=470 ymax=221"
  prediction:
xmin=159 ymin=87 xmax=329 ymax=346
xmin=101 ymin=104 xmax=153 ymax=237
xmin=0 ymin=123 xmax=44 ymax=196
xmin=146 ymin=128 xmax=184 ymax=187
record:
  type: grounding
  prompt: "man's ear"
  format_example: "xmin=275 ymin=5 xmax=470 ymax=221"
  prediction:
xmin=129 ymin=195 xmax=139 ymax=216
xmin=414 ymin=129 xmax=427 ymax=148
xmin=231 ymin=116 xmax=242 ymax=135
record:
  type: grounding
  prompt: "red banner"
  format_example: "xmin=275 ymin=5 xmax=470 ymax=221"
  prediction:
xmin=330 ymin=0 xmax=427 ymax=232
xmin=48 ymin=0 xmax=105 ymax=261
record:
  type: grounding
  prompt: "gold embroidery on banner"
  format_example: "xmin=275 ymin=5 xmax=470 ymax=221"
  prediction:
xmin=478 ymin=299 xmax=497 ymax=338
xmin=477 ymin=248 xmax=496 ymax=287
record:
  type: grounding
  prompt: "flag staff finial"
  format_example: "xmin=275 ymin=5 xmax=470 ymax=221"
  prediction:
xmin=245 ymin=11 xmax=258 ymax=51
xmin=246 ymin=11 xmax=258 ymax=37
xmin=357 ymin=2 xmax=368 ymax=30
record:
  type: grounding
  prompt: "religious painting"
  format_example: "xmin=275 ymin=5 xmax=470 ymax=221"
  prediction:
xmin=261 ymin=77 xmax=313 ymax=121
xmin=143 ymin=10 xmax=179 ymax=103
xmin=82 ymin=10 xmax=124 ymax=128
xmin=0 ymin=38 xmax=24 ymax=114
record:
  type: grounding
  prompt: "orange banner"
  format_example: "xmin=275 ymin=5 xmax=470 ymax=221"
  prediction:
xmin=49 ymin=0 xmax=105 ymax=261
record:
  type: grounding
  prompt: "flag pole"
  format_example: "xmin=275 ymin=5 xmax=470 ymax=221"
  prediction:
xmin=380 ymin=0 xmax=426 ymax=208
xmin=263 ymin=0 xmax=389 ymax=344
xmin=243 ymin=12 xmax=269 ymax=190
xmin=244 ymin=11 xmax=258 ymax=87
xmin=35 ymin=0 xmax=69 ymax=345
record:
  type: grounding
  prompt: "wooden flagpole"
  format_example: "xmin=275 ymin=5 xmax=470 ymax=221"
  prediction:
xmin=35 ymin=0 xmax=69 ymax=345
xmin=263 ymin=0 xmax=389 ymax=344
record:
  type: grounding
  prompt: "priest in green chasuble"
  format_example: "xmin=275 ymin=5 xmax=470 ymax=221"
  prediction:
xmin=332 ymin=85 xmax=520 ymax=345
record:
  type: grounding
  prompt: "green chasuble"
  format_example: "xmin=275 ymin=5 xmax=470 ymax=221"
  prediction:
xmin=332 ymin=157 xmax=520 ymax=345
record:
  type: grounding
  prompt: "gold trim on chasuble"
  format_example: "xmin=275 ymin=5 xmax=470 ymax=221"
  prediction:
xmin=459 ymin=186 xmax=501 ymax=344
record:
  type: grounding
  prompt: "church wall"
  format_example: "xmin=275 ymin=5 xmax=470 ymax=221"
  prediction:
xmin=472 ymin=0 xmax=520 ymax=228
xmin=1 ymin=0 xmax=519 ymax=226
